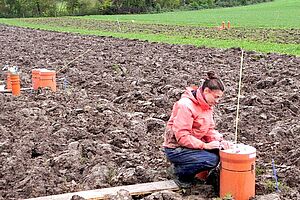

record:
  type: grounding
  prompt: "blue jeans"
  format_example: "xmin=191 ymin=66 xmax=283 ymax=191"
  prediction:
xmin=164 ymin=147 xmax=220 ymax=183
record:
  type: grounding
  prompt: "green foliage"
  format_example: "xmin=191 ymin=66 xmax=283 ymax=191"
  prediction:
xmin=98 ymin=0 xmax=113 ymax=14
xmin=256 ymin=166 xmax=266 ymax=176
xmin=107 ymin=167 xmax=116 ymax=184
xmin=212 ymin=194 xmax=234 ymax=200
xmin=111 ymin=64 xmax=121 ymax=73
xmin=215 ymin=0 xmax=273 ymax=7
xmin=56 ymin=1 xmax=68 ymax=16
xmin=223 ymin=193 xmax=234 ymax=200
xmin=191 ymin=0 xmax=215 ymax=9
xmin=156 ymin=0 xmax=181 ymax=9
xmin=0 ymin=0 xmax=276 ymax=17
xmin=64 ymin=0 xmax=99 ymax=15
xmin=78 ymin=0 xmax=99 ymax=15
xmin=154 ymin=3 xmax=161 ymax=12
xmin=65 ymin=0 xmax=78 ymax=15
xmin=35 ymin=0 xmax=58 ymax=17
xmin=0 ymin=0 xmax=58 ymax=17
xmin=190 ymin=2 xmax=200 ymax=9
xmin=264 ymin=179 xmax=289 ymax=193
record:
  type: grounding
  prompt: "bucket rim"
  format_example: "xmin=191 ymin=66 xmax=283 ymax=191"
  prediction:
xmin=220 ymin=143 xmax=256 ymax=155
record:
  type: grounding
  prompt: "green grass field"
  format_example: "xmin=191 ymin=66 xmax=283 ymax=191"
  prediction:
xmin=80 ymin=0 xmax=300 ymax=29
xmin=0 ymin=0 xmax=299 ymax=55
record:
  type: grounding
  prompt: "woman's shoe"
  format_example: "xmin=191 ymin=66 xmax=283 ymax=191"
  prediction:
xmin=174 ymin=178 xmax=193 ymax=189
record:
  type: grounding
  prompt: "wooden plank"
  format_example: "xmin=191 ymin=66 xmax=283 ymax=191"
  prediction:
xmin=0 ymin=89 xmax=11 ymax=93
xmin=0 ymin=87 xmax=33 ymax=93
xmin=21 ymin=87 xmax=34 ymax=91
xmin=25 ymin=180 xmax=179 ymax=200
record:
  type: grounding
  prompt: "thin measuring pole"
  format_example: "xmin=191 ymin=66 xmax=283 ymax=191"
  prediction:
xmin=234 ymin=50 xmax=244 ymax=144
xmin=57 ymin=49 xmax=91 ymax=73
xmin=117 ymin=18 xmax=121 ymax=31
xmin=272 ymin=159 xmax=280 ymax=192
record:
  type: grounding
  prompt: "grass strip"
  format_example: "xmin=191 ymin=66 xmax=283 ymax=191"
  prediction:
xmin=0 ymin=19 xmax=299 ymax=56
xmin=79 ymin=0 xmax=300 ymax=29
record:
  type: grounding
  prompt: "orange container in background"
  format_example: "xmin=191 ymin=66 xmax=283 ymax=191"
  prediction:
xmin=39 ymin=69 xmax=56 ymax=92
xmin=11 ymin=74 xmax=21 ymax=96
xmin=222 ymin=21 xmax=225 ymax=29
xmin=32 ymin=69 xmax=41 ymax=90
xmin=6 ymin=72 xmax=12 ymax=90
xmin=220 ymin=144 xmax=256 ymax=200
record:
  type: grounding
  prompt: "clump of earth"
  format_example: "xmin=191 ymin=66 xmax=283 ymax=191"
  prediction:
xmin=0 ymin=24 xmax=299 ymax=200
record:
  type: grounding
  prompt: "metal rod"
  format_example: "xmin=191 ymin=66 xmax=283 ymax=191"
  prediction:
xmin=272 ymin=159 xmax=280 ymax=192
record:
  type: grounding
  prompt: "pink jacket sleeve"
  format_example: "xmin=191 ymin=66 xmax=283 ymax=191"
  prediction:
xmin=172 ymin=102 xmax=205 ymax=149
xmin=203 ymin=129 xmax=223 ymax=142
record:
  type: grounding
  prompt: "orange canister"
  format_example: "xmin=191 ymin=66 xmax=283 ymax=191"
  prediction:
xmin=222 ymin=21 xmax=225 ymax=29
xmin=39 ymin=69 xmax=56 ymax=92
xmin=220 ymin=144 xmax=256 ymax=200
xmin=11 ymin=74 xmax=21 ymax=96
xmin=32 ymin=69 xmax=41 ymax=90
xmin=6 ymin=72 xmax=12 ymax=90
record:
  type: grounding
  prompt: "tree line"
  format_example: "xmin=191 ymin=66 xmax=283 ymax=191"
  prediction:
xmin=0 ymin=0 xmax=273 ymax=18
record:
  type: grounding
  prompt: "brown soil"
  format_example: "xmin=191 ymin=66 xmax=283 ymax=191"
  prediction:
xmin=0 ymin=24 xmax=299 ymax=200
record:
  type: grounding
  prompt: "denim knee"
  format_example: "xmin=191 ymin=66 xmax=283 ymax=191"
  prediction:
xmin=205 ymin=152 xmax=219 ymax=168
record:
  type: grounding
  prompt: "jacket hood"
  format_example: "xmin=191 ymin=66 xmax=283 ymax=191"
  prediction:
xmin=181 ymin=87 xmax=211 ymax=110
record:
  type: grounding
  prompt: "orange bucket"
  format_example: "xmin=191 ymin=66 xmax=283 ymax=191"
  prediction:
xmin=11 ymin=74 xmax=21 ymax=96
xmin=6 ymin=72 xmax=12 ymax=90
xmin=222 ymin=21 xmax=225 ymax=29
xmin=32 ymin=69 xmax=41 ymax=90
xmin=220 ymin=144 xmax=256 ymax=200
xmin=39 ymin=69 xmax=56 ymax=92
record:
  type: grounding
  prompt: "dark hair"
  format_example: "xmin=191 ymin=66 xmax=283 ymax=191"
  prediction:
xmin=201 ymin=71 xmax=225 ymax=91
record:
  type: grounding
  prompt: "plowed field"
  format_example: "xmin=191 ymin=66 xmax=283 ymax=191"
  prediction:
xmin=0 ymin=24 xmax=299 ymax=200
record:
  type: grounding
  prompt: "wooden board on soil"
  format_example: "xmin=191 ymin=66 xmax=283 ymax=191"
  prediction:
xmin=25 ymin=180 xmax=180 ymax=200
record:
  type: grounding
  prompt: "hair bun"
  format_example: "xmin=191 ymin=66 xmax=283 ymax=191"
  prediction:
xmin=207 ymin=71 xmax=217 ymax=79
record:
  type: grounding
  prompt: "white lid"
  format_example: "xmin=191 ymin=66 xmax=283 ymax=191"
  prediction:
xmin=39 ymin=69 xmax=56 ymax=73
xmin=222 ymin=143 xmax=256 ymax=154
xmin=39 ymin=68 xmax=50 ymax=72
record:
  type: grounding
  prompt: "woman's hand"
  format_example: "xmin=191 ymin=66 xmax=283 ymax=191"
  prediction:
xmin=203 ymin=141 xmax=220 ymax=149
xmin=220 ymin=140 xmax=234 ymax=150
xmin=214 ymin=132 xmax=223 ymax=141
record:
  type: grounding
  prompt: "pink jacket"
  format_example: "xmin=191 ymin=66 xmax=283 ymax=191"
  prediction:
xmin=163 ymin=87 xmax=222 ymax=149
